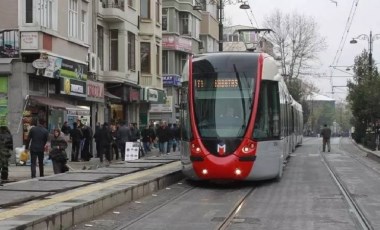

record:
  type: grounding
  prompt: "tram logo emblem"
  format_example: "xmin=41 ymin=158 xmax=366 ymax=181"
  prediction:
xmin=217 ymin=143 xmax=226 ymax=155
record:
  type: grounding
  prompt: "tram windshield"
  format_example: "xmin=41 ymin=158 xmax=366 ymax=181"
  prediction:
xmin=193 ymin=69 xmax=255 ymax=138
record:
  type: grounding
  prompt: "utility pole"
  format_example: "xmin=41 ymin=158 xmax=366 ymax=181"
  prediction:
xmin=218 ymin=0 xmax=224 ymax=51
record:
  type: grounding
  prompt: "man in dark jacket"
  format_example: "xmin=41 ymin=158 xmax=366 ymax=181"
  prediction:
xmin=25 ymin=119 xmax=49 ymax=178
xmin=116 ymin=121 xmax=131 ymax=161
xmin=99 ymin=122 xmax=112 ymax=164
xmin=321 ymin=124 xmax=332 ymax=152
xmin=157 ymin=121 xmax=170 ymax=155
xmin=0 ymin=126 xmax=13 ymax=182
xmin=70 ymin=122 xmax=83 ymax=162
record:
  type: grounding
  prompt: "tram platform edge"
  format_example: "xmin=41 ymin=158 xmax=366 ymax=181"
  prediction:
xmin=0 ymin=151 xmax=183 ymax=230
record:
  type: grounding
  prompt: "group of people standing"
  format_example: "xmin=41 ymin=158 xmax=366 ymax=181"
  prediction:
xmin=17 ymin=118 xmax=182 ymax=179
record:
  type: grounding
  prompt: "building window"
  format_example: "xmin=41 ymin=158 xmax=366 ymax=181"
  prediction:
xmin=128 ymin=32 xmax=135 ymax=71
xmin=128 ymin=0 xmax=134 ymax=7
xmin=140 ymin=42 xmax=150 ymax=73
xmin=97 ymin=25 xmax=104 ymax=70
xmin=110 ymin=30 xmax=118 ymax=71
xmin=80 ymin=10 xmax=87 ymax=42
xmin=156 ymin=45 xmax=160 ymax=75
xmin=26 ymin=0 xmax=33 ymax=23
xmin=40 ymin=0 xmax=53 ymax=29
xmin=162 ymin=51 xmax=168 ymax=74
xmin=155 ymin=0 xmax=160 ymax=22
xmin=140 ymin=0 xmax=150 ymax=19
xmin=162 ymin=8 xmax=167 ymax=31
xmin=179 ymin=12 xmax=190 ymax=35
xmin=180 ymin=53 xmax=187 ymax=74
xmin=68 ymin=0 xmax=78 ymax=38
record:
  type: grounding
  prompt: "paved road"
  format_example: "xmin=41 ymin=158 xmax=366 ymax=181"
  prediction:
xmin=71 ymin=137 xmax=380 ymax=230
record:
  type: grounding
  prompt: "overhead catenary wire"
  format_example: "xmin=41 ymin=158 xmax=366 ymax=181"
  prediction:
xmin=329 ymin=0 xmax=360 ymax=96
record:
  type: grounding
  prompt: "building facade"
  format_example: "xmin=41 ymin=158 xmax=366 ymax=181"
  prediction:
xmin=1 ymin=0 xmax=97 ymax=150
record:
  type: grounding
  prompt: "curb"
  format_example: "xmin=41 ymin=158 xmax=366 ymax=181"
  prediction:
xmin=350 ymin=138 xmax=380 ymax=163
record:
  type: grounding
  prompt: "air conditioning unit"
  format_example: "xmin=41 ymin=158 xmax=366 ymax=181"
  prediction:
xmin=88 ymin=52 xmax=97 ymax=73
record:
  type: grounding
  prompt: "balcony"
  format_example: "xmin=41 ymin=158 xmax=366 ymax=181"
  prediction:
xmin=99 ymin=0 xmax=126 ymax=22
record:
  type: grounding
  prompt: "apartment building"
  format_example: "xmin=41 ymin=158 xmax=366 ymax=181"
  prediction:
xmin=0 ymin=0 xmax=97 ymax=150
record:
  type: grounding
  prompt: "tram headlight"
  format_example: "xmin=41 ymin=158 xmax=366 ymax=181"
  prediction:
xmin=202 ymin=169 xmax=208 ymax=175
xmin=191 ymin=141 xmax=202 ymax=154
xmin=235 ymin=168 xmax=242 ymax=175
xmin=241 ymin=139 xmax=256 ymax=154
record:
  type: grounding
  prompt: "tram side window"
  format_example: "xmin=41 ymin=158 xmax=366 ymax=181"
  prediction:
xmin=253 ymin=81 xmax=280 ymax=140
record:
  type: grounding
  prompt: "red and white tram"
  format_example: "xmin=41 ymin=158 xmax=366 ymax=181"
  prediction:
xmin=180 ymin=52 xmax=303 ymax=181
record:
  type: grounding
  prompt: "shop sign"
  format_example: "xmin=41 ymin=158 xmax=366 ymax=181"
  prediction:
xmin=41 ymin=55 xmax=88 ymax=80
xmin=60 ymin=77 xmax=87 ymax=97
xmin=147 ymin=88 xmax=158 ymax=102
xmin=150 ymin=96 xmax=172 ymax=113
xmin=32 ymin=59 xmax=49 ymax=69
xmin=162 ymin=35 xmax=192 ymax=53
xmin=129 ymin=88 xmax=140 ymax=102
xmin=21 ymin=32 xmax=38 ymax=50
xmin=86 ymin=80 xmax=104 ymax=102
xmin=163 ymin=75 xmax=182 ymax=87
xmin=0 ymin=30 xmax=20 ymax=58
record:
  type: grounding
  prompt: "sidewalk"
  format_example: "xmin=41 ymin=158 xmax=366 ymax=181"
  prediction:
xmin=0 ymin=149 xmax=182 ymax=229
xmin=7 ymin=147 xmax=164 ymax=183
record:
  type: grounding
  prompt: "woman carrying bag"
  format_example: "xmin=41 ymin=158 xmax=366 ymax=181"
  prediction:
xmin=50 ymin=128 xmax=69 ymax=174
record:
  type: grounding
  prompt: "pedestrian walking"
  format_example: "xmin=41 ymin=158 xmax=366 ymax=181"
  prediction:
xmin=141 ymin=125 xmax=151 ymax=153
xmin=172 ymin=123 xmax=180 ymax=152
xmin=321 ymin=124 xmax=332 ymax=152
xmin=98 ymin=122 xmax=112 ymax=165
xmin=157 ymin=120 xmax=170 ymax=155
xmin=0 ymin=126 xmax=13 ymax=183
xmin=110 ymin=123 xmax=120 ymax=160
xmin=61 ymin=121 xmax=71 ymax=136
xmin=70 ymin=122 xmax=83 ymax=162
xmin=116 ymin=121 xmax=131 ymax=161
xmin=93 ymin=122 xmax=102 ymax=158
xmin=25 ymin=119 xmax=49 ymax=178
xmin=49 ymin=128 xmax=68 ymax=174
xmin=80 ymin=122 xmax=93 ymax=161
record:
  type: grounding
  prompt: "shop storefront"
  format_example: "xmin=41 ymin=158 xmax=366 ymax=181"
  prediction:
xmin=140 ymin=87 xmax=167 ymax=126
xmin=23 ymin=95 xmax=88 ymax=146
xmin=162 ymin=74 xmax=182 ymax=124
xmin=106 ymin=83 xmax=140 ymax=125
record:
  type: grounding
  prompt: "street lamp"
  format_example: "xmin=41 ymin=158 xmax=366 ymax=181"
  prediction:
xmin=193 ymin=0 xmax=250 ymax=52
xmin=350 ymin=31 xmax=380 ymax=72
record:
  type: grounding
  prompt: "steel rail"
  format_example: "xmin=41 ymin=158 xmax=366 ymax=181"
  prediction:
xmin=321 ymin=152 xmax=373 ymax=230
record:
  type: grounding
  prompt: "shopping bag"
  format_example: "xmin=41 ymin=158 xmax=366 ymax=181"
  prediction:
xmin=20 ymin=150 xmax=29 ymax=162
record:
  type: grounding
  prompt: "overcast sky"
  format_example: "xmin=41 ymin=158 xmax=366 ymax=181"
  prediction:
xmin=224 ymin=0 xmax=380 ymax=102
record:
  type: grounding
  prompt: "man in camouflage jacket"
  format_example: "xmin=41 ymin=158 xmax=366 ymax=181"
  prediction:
xmin=0 ymin=126 xmax=13 ymax=181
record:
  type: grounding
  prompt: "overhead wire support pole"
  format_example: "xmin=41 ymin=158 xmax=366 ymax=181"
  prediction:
xmin=218 ymin=0 xmax=224 ymax=51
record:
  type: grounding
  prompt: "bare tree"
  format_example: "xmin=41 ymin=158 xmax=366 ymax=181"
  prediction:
xmin=263 ymin=9 xmax=327 ymax=82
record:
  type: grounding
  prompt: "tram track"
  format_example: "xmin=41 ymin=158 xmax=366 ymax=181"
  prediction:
xmin=321 ymin=149 xmax=373 ymax=230
xmin=216 ymin=186 xmax=257 ymax=230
